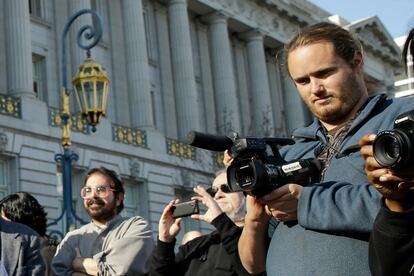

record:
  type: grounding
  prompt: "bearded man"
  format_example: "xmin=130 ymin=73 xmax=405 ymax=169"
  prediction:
xmin=52 ymin=167 xmax=154 ymax=276
xmin=238 ymin=22 xmax=414 ymax=276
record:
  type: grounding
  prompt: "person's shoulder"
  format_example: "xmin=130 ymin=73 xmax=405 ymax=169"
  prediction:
xmin=112 ymin=216 xmax=153 ymax=239
xmin=61 ymin=222 xmax=93 ymax=240
xmin=179 ymin=233 xmax=210 ymax=251
xmin=290 ymin=119 xmax=319 ymax=139
xmin=0 ymin=217 xmax=39 ymax=237
xmin=119 ymin=216 xmax=150 ymax=228
xmin=380 ymin=95 xmax=414 ymax=110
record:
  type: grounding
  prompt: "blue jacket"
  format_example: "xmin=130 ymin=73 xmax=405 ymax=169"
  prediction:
xmin=266 ymin=94 xmax=414 ymax=276
xmin=0 ymin=217 xmax=44 ymax=275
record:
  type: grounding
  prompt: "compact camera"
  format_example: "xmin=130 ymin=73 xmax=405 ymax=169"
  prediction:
xmin=186 ymin=131 xmax=321 ymax=196
xmin=172 ymin=200 xmax=199 ymax=218
xmin=373 ymin=110 xmax=414 ymax=173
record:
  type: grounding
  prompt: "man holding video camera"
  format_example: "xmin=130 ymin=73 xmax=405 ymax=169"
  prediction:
xmin=238 ymin=22 xmax=414 ymax=276
xmin=150 ymin=170 xmax=251 ymax=276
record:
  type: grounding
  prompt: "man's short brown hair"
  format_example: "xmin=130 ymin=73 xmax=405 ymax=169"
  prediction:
xmin=285 ymin=22 xmax=363 ymax=69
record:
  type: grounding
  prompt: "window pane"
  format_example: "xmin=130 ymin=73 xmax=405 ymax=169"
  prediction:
xmin=71 ymin=171 xmax=89 ymax=227
xmin=32 ymin=54 xmax=46 ymax=100
xmin=96 ymin=81 xmax=104 ymax=109
xmin=29 ymin=0 xmax=43 ymax=18
xmin=0 ymin=160 xmax=9 ymax=200
xmin=121 ymin=180 xmax=141 ymax=218
xmin=84 ymin=82 xmax=94 ymax=110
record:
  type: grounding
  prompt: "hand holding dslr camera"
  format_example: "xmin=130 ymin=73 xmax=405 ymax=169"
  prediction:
xmin=373 ymin=110 xmax=414 ymax=174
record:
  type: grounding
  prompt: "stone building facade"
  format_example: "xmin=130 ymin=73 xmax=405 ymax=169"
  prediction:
xmin=0 ymin=0 xmax=401 ymax=238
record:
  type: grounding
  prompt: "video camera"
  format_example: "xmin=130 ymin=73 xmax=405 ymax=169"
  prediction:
xmin=373 ymin=110 xmax=414 ymax=173
xmin=186 ymin=131 xmax=321 ymax=196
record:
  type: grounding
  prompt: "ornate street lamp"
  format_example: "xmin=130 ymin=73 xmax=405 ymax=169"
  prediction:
xmin=73 ymin=58 xmax=109 ymax=132
xmin=48 ymin=9 xmax=109 ymax=237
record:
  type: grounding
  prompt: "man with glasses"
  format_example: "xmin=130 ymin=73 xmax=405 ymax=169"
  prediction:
xmin=150 ymin=170 xmax=251 ymax=276
xmin=52 ymin=167 xmax=154 ymax=276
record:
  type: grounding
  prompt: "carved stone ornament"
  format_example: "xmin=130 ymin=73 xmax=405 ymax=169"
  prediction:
xmin=180 ymin=169 xmax=192 ymax=187
xmin=129 ymin=158 xmax=141 ymax=179
xmin=0 ymin=129 xmax=8 ymax=152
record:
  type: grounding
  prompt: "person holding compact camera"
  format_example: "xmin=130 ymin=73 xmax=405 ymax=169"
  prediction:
xmin=237 ymin=22 xmax=414 ymax=276
xmin=359 ymin=28 xmax=414 ymax=276
xmin=150 ymin=170 xmax=252 ymax=276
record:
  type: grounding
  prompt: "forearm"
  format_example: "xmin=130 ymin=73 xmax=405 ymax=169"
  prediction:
xmin=298 ymin=182 xmax=381 ymax=232
xmin=238 ymin=219 xmax=268 ymax=274
xmin=72 ymin=257 xmax=98 ymax=275
xmin=150 ymin=238 xmax=178 ymax=276
xmin=369 ymin=201 xmax=414 ymax=275
xmin=385 ymin=193 xmax=414 ymax=212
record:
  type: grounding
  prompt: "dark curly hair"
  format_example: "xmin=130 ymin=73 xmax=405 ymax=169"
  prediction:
xmin=0 ymin=192 xmax=48 ymax=236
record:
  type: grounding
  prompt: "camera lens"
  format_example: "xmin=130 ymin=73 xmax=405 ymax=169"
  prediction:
xmin=235 ymin=165 xmax=254 ymax=187
xmin=381 ymin=136 xmax=400 ymax=159
xmin=373 ymin=131 xmax=406 ymax=168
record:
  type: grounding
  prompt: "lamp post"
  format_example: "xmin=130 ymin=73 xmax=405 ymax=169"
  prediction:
xmin=48 ymin=9 xmax=109 ymax=238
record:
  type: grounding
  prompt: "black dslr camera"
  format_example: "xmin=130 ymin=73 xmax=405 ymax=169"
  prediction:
xmin=186 ymin=131 xmax=321 ymax=196
xmin=373 ymin=110 xmax=414 ymax=173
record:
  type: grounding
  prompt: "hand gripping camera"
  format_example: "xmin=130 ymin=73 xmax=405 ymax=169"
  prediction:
xmin=373 ymin=110 xmax=414 ymax=173
xmin=186 ymin=131 xmax=321 ymax=196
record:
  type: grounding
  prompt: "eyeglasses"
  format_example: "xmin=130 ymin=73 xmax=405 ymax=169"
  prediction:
xmin=80 ymin=185 xmax=116 ymax=199
xmin=206 ymin=184 xmax=231 ymax=197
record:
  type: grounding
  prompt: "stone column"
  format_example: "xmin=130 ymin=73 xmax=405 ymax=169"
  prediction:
xmin=266 ymin=51 xmax=288 ymax=136
xmin=154 ymin=3 xmax=178 ymax=137
xmin=196 ymin=22 xmax=216 ymax=134
xmin=204 ymin=12 xmax=240 ymax=134
xmin=5 ymin=0 xmax=34 ymax=97
xmin=167 ymin=0 xmax=200 ymax=138
xmin=122 ymin=0 xmax=154 ymax=128
xmin=242 ymin=30 xmax=275 ymax=136
xmin=233 ymin=40 xmax=251 ymax=134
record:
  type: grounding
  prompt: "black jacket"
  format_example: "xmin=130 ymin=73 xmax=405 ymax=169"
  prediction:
xmin=369 ymin=199 xmax=414 ymax=276
xmin=150 ymin=213 xmax=251 ymax=276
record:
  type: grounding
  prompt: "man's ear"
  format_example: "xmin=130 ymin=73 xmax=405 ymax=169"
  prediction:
xmin=116 ymin=192 xmax=124 ymax=207
xmin=353 ymin=50 xmax=364 ymax=69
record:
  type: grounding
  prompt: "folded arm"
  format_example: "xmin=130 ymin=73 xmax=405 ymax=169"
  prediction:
xmin=94 ymin=217 xmax=154 ymax=275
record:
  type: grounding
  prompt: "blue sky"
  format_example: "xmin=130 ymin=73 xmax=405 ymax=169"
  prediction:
xmin=309 ymin=0 xmax=414 ymax=38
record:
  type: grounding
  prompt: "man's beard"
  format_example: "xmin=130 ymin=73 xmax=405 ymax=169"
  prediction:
xmin=305 ymin=73 xmax=363 ymax=125
xmin=85 ymin=197 xmax=117 ymax=223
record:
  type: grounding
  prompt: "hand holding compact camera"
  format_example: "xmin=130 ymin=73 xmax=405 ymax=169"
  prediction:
xmin=172 ymin=200 xmax=200 ymax=218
